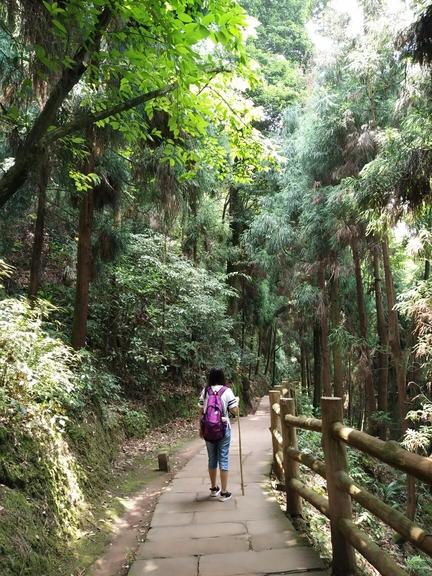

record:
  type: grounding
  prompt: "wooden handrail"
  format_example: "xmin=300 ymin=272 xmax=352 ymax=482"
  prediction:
xmin=333 ymin=422 xmax=432 ymax=484
xmin=268 ymin=388 xmax=432 ymax=576
xmin=285 ymin=447 xmax=326 ymax=478
xmin=335 ymin=471 xmax=432 ymax=557
xmin=284 ymin=413 xmax=322 ymax=432
xmin=289 ymin=478 xmax=329 ymax=517
xmin=339 ymin=519 xmax=409 ymax=576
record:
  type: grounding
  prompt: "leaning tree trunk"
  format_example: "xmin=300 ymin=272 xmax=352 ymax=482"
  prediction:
xmin=351 ymin=235 xmax=376 ymax=431
xmin=330 ymin=275 xmax=344 ymax=398
xmin=318 ymin=264 xmax=332 ymax=396
xmin=371 ymin=243 xmax=389 ymax=440
xmin=29 ymin=157 xmax=50 ymax=302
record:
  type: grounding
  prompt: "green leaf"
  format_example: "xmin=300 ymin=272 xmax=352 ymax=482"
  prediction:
xmin=52 ymin=18 xmax=67 ymax=37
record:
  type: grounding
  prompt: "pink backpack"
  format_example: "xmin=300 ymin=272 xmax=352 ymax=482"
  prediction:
xmin=201 ymin=386 xmax=227 ymax=443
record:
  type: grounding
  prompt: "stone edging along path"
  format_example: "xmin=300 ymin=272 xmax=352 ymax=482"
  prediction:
xmin=127 ymin=396 xmax=328 ymax=576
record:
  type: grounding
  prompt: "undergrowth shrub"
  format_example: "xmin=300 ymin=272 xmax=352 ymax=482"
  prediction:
xmin=122 ymin=408 xmax=150 ymax=438
xmin=0 ymin=297 xmax=123 ymax=575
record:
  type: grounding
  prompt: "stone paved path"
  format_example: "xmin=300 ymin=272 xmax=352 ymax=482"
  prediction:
xmin=128 ymin=396 xmax=327 ymax=576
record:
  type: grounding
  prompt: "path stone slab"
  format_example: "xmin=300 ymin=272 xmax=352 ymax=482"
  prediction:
xmin=146 ymin=521 xmax=247 ymax=541
xmin=250 ymin=531 xmax=308 ymax=551
xmin=127 ymin=556 xmax=198 ymax=576
xmin=150 ymin=511 xmax=194 ymax=527
xmin=193 ymin=507 xmax=281 ymax=524
xmin=157 ymin=491 xmax=198 ymax=503
xmin=235 ymin=496 xmax=278 ymax=510
xmin=246 ymin=518 xmax=295 ymax=535
xmin=137 ymin=535 xmax=250 ymax=559
xmin=199 ymin=548 xmax=324 ymax=576
xmin=156 ymin=497 xmax=237 ymax=513
xmin=167 ymin=478 xmax=206 ymax=491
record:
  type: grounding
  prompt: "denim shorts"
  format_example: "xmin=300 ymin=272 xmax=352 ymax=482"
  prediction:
xmin=206 ymin=427 xmax=231 ymax=471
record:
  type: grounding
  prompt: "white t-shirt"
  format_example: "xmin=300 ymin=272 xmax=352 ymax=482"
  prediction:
xmin=199 ymin=385 xmax=238 ymax=429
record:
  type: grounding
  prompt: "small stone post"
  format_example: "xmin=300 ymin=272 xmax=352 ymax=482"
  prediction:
xmin=158 ymin=452 xmax=170 ymax=472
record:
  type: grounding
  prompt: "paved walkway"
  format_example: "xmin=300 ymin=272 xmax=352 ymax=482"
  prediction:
xmin=128 ymin=396 xmax=327 ymax=576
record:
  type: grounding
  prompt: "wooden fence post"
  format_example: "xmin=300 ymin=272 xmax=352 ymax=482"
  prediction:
xmin=280 ymin=397 xmax=302 ymax=517
xmin=274 ymin=384 xmax=284 ymax=397
xmin=281 ymin=379 xmax=291 ymax=398
xmin=321 ymin=397 xmax=356 ymax=576
xmin=269 ymin=389 xmax=283 ymax=482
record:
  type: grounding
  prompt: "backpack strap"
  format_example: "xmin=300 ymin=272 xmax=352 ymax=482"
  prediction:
xmin=206 ymin=386 xmax=227 ymax=397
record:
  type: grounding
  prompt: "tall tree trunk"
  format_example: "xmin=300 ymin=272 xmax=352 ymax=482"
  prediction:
xmin=255 ymin=329 xmax=261 ymax=375
xmin=313 ymin=321 xmax=322 ymax=409
xmin=300 ymin=330 xmax=307 ymax=391
xmin=330 ymin=275 xmax=344 ymax=398
xmin=241 ymin=279 xmax=246 ymax=354
xmin=371 ymin=243 xmax=389 ymax=440
xmin=264 ymin=324 xmax=274 ymax=376
xmin=72 ymin=134 xmax=96 ymax=350
xmin=306 ymin=346 xmax=311 ymax=397
xmin=113 ymin=196 xmax=122 ymax=227
xmin=382 ymin=235 xmax=408 ymax=428
xmin=272 ymin=324 xmax=277 ymax=388
xmin=409 ymin=259 xmax=430 ymax=390
xmin=227 ymin=185 xmax=242 ymax=319
xmin=71 ymin=187 xmax=94 ymax=349
xmin=382 ymin=235 xmax=414 ymax=519
xmin=347 ymin=351 xmax=353 ymax=424
xmin=351 ymin=235 xmax=376 ymax=430
xmin=29 ymin=157 xmax=50 ymax=302
xmin=318 ymin=264 xmax=331 ymax=396
xmin=248 ymin=335 xmax=254 ymax=380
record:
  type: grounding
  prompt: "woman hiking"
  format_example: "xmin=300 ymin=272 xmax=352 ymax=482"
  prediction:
xmin=199 ymin=368 xmax=239 ymax=501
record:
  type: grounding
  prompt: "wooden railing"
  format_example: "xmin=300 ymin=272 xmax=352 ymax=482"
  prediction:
xmin=269 ymin=385 xmax=432 ymax=576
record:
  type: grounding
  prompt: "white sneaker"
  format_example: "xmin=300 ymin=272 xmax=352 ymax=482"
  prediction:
xmin=218 ymin=491 xmax=232 ymax=502
xmin=210 ymin=486 xmax=221 ymax=497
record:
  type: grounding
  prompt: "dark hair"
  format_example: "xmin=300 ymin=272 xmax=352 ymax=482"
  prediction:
xmin=208 ymin=368 xmax=226 ymax=387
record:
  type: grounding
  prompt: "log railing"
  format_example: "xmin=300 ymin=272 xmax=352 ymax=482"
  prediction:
xmin=269 ymin=386 xmax=432 ymax=576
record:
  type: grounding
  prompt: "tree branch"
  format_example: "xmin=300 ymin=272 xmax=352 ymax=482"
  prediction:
xmin=44 ymin=83 xmax=178 ymax=144
xmin=0 ymin=3 xmax=113 ymax=208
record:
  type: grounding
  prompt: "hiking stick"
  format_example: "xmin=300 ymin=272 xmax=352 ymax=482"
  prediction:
xmin=237 ymin=402 xmax=245 ymax=496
